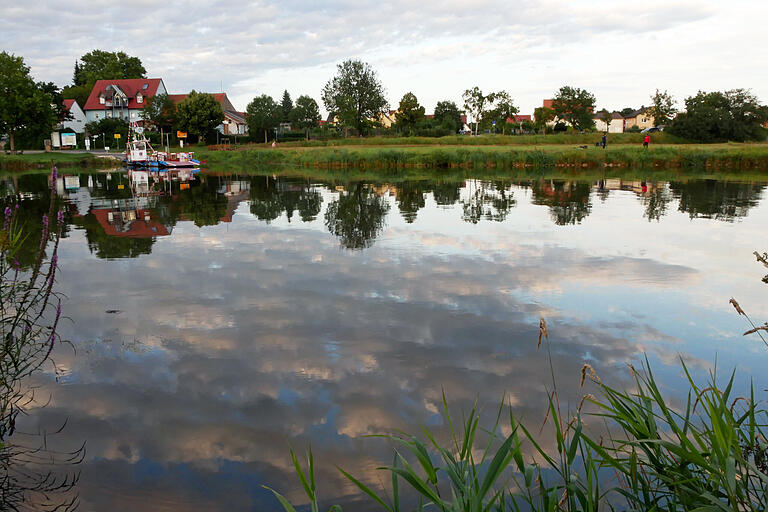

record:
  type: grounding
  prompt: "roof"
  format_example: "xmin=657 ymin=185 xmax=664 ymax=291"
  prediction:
xmin=624 ymin=106 xmax=648 ymax=119
xmin=169 ymin=92 xmax=236 ymax=112
xmin=224 ymin=110 xmax=246 ymax=123
xmin=507 ymin=114 xmax=532 ymax=123
xmin=84 ymin=79 xmax=164 ymax=111
xmin=62 ymin=99 xmax=76 ymax=111
xmin=594 ymin=111 xmax=624 ymax=120
xmin=92 ymin=208 xmax=170 ymax=237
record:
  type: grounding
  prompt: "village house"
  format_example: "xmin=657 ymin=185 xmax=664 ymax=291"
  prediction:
xmin=59 ymin=99 xmax=87 ymax=133
xmin=168 ymin=93 xmax=248 ymax=135
xmin=83 ymin=78 xmax=168 ymax=124
xmin=624 ymin=107 xmax=655 ymax=130
xmin=594 ymin=112 xmax=625 ymax=133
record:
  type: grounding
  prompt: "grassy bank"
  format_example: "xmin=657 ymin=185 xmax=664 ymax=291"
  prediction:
xmin=0 ymin=152 xmax=118 ymax=171
xmin=199 ymin=143 xmax=768 ymax=172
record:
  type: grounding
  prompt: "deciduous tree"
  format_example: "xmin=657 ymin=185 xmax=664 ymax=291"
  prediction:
xmin=63 ymin=50 xmax=146 ymax=108
xmin=552 ymin=86 xmax=596 ymax=131
xmin=291 ymin=95 xmax=321 ymax=140
xmin=485 ymin=91 xmax=518 ymax=135
xmin=176 ymin=91 xmax=225 ymax=144
xmin=533 ymin=106 xmax=555 ymax=133
xmin=0 ymin=52 xmax=59 ymax=152
xmin=668 ymin=89 xmax=768 ymax=142
xmin=396 ymin=92 xmax=425 ymax=135
xmin=322 ymin=60 xmax=388 ymax=136
xmin=433 ymin=100 xmax=464 ymax=133
xmin=246 ymin=94 xmax=282 ymax=143
xmin=647 ymin=89 xmax=676 ymax=127
xmin=140 ymin=93 xmax=177 ymax=134
xmin=462 ymin=87 xmax=487 ymax=135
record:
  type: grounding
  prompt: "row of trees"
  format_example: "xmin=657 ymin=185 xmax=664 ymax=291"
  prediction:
xmin=246 ymin=92 xmax=321 ymax=142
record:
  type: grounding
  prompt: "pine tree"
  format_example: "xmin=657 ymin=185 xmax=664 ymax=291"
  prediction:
xmin=281 ymin=90 xmax=293 ymax=122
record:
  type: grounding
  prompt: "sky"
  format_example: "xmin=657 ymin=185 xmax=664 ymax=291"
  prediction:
xmin=2 ymin=0 xmax=767 ymax=116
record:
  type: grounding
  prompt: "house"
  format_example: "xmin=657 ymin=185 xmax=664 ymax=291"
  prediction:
xmin=168 ymin=93 xmax=248 ymax=135
xmin=59 ymin=99 xmax=87 ymax=133
xmin=376 ymin=110 xmax=398 ymax=128
xmin=594 ymin=112 xmax=625 ymax=133
xmin=83 ymin=78 xmax=167 ymax=124
xmin=624 ymin=107 xmax=655 ymax=130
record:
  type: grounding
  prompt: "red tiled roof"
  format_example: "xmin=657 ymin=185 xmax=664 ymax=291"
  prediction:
xmin=169 ymin=93 xmax=227 ymax=105
xmin=62 ymin=99 xmax=75 ymax=111
xmin=506 ymin=114 xmax=532 ymax=123
xmin=83 ymin=79 xmax=164 ymax=111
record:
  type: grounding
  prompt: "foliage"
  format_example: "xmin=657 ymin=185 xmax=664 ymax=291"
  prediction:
xmin=532 ymin=107 xmax=555 ymax=133
xmin=484 ymin=91 xmax=518 ymax=135
xmin=74 ymin=50 xmax=146 ymax=86
xmin=322 ymin=60 xmax=388 ymax=135
xmin=140 ymin=93 xmax=177 ymax=133
xmin=596 ymin=109 xmax=613 ymax=131
xmin=668 ymin=89 xmax=768 ymax=142
xmin=246 ymin=94 xmax=282 ymax=143
xmin=0 ymin=52 xmax=60 ymax=152
xmin=396 ymin=92 xmax=425 ymax=135
xmin=434 ymin=100 xmax=464 ymax=133
xmin=290 ymin=95 xmax=322 ymax=140
xmin=648 ymin=89 xmax=677 ymax=127
xmin=324 ymin=183 xmax=390 ymax=249
xmin=176 ymin=91 xmax=225 ymax=144
xmin=462 ymin=87 xmax=488 ymax=135
xmin=84 ymin=117 xmax=128 ymax=147
xmin=281 ymin=90 xmax=294 ymax=122
xmin=552 ymin=86 xmax=596 ymax=131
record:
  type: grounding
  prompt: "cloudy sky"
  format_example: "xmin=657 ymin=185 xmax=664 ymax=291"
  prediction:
xmin=2 ymin=1 xmax=767 ymax=115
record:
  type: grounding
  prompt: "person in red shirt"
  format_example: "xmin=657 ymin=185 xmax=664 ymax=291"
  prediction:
xmin=643 ymin=134 xmax=651 ymax=148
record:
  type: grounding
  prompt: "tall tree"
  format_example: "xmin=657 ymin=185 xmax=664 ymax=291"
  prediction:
xmin=321 ymin=60 xmax=388 ymax=135
xmin=485 ymin=91 xmax=518 ymax=135
xmin=668 ymin=89 xmax=768 ymax=142
xmin=324 ymin=183 xmax=390 ymax=249
xmin=396 ymin=92 xmax=425 ymax=135
xmin=462 ymin=87 xmax=487 ymax=135
xmin=176 ymin=91 xmax=224 ymax=144
xmin=281 ymin=90 xmax=293 ymax=122
xmin=246 ymin=94 xmax=282 ymax=143
xmin=0 ymin=52 xmax=58 ymax=152
xmin=552 ymin=86 xmax=596 ymax=131
xmin=532 ymin=106 xmax=555 ymax=133
xmin=63 ymin=50 xmax=146 ymax=108
xmin=647 ymin=89 xmax=676 ymax=127
xmin=290 ymin=95 xmax=321 ymax=140
xmin=433 ymin=100 xmax=463 ymax=132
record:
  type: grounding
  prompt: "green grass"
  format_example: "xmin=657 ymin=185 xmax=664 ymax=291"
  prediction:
xmin=0 ymin=152 xmax=117 ymax=171
xmin=198 ymin=143 xmax=768 ymax=172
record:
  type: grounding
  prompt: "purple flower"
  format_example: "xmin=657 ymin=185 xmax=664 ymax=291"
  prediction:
xmin=51 ymin=165 xmax=58 ymax=181
xmin=4 ymin=206 xmax=11 ymax=231
xmin=13 ymin=259 xmax=19 ymax=268
xmin=57 ymin=210 xmax=64 ymax=223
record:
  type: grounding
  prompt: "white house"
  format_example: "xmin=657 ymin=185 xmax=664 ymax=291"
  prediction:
xmin=594 ymin=112 xmax=625 ymax=133
xmin=59 ymin=99 xmax=87 ymax=133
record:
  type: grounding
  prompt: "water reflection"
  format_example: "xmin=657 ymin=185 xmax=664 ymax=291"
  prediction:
xmin=1 ymin=169 xmax=767 ymax=509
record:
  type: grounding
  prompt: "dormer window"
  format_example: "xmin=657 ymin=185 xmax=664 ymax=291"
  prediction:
xmin=137 ymin=93 xmax=143 ymax=104
xmin=99 ymin=94 xmax=105 ymax=104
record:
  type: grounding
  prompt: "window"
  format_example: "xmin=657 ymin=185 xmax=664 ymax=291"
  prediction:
xmin=106 ymin=111 xmax=112 ymax=118
xmin=142 ymin=83 xmax=148 ymax=90
xmin=136 ymin=93 xmax=143 ymax=104
xmin=95 ymin=113 xmax=100 ymax=119
xmin=99 ymin=95 xmax=105 ymax=104
xmin=642 ymin=117 xmax=647 ymax=123
xmin=131 ymin=112 xmax=136 ymax=118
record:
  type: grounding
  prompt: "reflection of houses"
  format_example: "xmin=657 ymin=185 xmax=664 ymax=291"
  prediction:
xmin=169 ymin=93 xmax=247 ymax=135
xmin=597 ymin=179 xmax=661 ymax=194
xmin=218 ymin=180 xmax=250 ymax=222
xmin=92 ymin=206 xmax=170 ymax=237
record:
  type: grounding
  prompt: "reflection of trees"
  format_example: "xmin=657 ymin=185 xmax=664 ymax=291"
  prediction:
xmin=431 ymin=182 xmax=461 ymax=206
xmin=396 ymin=181 xmax=427 ymax=223
xmin=670 ymin=180 xmax=765 ymax=222
xmin=248 ymin=177 xmax=323 ymax=223
xmin=641 ymin=184 xmax=674 ymax=222
xmin=324 ymin=183 xmax=390 ymax=249
xmin=170 ymin=177 xmax=228 ymax=227
xmin=530 ymin=180 xmax=592 ymax=225
xmin=461 ymin=180 xmax=516 ymax=224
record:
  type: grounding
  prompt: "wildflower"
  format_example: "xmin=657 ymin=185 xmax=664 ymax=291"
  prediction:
xmin=4 ymin=206 xmax=11 ymax=231
xmin=51 ymin=165 xmax=58 ymax=182
xmin=57 ymin=210 xmax=64 ymax=223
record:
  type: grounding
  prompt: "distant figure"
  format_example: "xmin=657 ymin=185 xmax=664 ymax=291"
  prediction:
xmin=601 ymin=133 xmax=607 ymax=149
xmin=271 ymin=141 xmax=276 ymax=148
xmin=643 ymin=134 xmax=651 ymax=148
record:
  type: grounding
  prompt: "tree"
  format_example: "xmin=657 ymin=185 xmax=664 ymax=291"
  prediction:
xmin=246 ymin=94 xmax=282 ymax=143
xmin=462 ymin=87 xmax=488 ymax=135
xmin=396 ymin=92 xmax=425 ymax=135
xmin=484 ymin=91 xmax=518 ymax=135
xmin=597 ymin=109 xmax=613 ymax=132
xmin=322 ymin=60 xmax=388 ymax=136
xmin=551 ymin=86 xmax=596 ymax=131
xmin=140 ymin=93 xmax=177 ymax=134
xmin=63 ymin=50 xmax=146 ymax=108
xmin=290 ymin=95 xmax=321 ymax=140
xmin=620 ymin=107 xmax=636 ymax=117
xmin=281 ymin=90 xmax=293 ymax=122
xmin=0 ymin=52 xmax=59 ymax=152
xmin=668 ymin=89 xmax=768 ymax=142
xmin=647 ymin=89 xmax=676 ymax=127
xmin=84 ymin=118 xmax=129 ymax=148
xmin=532 ymin=106 xmax=555 ymax=133
xmin=434 ymin=100 xmax=464 ymax=133
xmin=176 ymin=91 xmax=224 ymax=144
xmin=324 ymin=183 xmax=390 ymax=249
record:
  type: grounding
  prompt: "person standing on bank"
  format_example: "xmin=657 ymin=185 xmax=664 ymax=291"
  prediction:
xmin=643 ymin=134 xmax=651 ymax=148
xmin=601 ymin=133 xmax=607 ymax=149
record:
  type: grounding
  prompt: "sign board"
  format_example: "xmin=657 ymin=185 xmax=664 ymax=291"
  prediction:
xmin=134 ymin=126 xmax=144 ymax=134
xmin=61 ymin=133 xmax=76 ymax=146
xmin=117 ymin=184 xmax=124 ymax=190
xmin=84 ymin=138 xmax=91 ymax=151
xmin=113 ymin=133 xmax=121 ymax=139
xmin=180 ymin=183 xmax=190 ymax=191
xmin=64 ymin=176 xmax=80 ymax=191
xmin=177 ymin=131 xmax=187 ymax=138
xmin=51 ymin=132 xmax=61 ymax=148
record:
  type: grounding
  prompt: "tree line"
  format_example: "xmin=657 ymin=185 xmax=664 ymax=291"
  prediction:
xmin=1 ymin=50 xmax=767 ymax=152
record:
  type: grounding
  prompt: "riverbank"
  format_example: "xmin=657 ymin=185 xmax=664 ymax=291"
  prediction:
xmin=199 ymin=142 xmax=768 ymax=171
xmin=0 ymin=152 xmax=120 ymax=171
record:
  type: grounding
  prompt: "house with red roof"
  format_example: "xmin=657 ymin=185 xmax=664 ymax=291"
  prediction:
xmin=83 ymin=78 xmax=168 ymax=124
xmin=169 ymin=92 xmax=247 ymax=135
xmin=59 ymin=99 xmax=87 ymax=133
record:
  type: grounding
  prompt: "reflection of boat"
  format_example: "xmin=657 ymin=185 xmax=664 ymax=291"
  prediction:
xmin=124 ymin=122 xmax=200 ymax=169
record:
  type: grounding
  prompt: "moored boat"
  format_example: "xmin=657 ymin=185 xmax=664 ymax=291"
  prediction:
xmin=124 ymin=122 xmax=200 ymax=169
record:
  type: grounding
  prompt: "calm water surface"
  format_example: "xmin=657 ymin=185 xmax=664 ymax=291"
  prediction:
xmin=4 ymin=169 xmax=768 ymax=511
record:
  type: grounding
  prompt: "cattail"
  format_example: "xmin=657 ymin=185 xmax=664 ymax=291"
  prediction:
xmin=578 ymin=394 xmax=596 ymax=413
xmin=729 ymin=298 xmax=745 ymax=316
xmin=537 ymin=317 xmax=548 ymax=349
xmin=581 ymin=364 xmax=601 ymax=386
